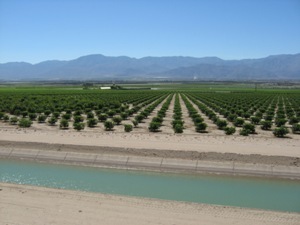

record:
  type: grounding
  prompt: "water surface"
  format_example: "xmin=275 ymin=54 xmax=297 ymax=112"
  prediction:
xmin=1 ymin=159 xmax=300 ymax=212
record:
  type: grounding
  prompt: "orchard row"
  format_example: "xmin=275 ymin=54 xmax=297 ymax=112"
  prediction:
xmin=0 ymin=90 xmax=299 ymax=137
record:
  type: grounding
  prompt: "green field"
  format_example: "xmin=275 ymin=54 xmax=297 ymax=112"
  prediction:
xmin=0 ymin=82 xmax=299 ymax=136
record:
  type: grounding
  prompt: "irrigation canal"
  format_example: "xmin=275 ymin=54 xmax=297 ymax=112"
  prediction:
xmin=1 ymin=159 xmax=300 ymax=212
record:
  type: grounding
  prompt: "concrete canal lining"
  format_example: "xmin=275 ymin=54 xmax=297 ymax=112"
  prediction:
xmin=1 ymin=148 xmax=300 ymax=179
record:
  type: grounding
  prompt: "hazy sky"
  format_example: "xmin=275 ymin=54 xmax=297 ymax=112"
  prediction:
xmin=0 ymin=0 xmax=299 ymax=63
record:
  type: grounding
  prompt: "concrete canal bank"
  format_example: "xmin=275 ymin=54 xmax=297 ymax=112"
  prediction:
xmin=1 ymin=148 xmax=300 ymax=179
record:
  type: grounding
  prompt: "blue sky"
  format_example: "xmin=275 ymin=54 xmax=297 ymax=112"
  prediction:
xmin=0 ymin=0 xmax=299 ymax=63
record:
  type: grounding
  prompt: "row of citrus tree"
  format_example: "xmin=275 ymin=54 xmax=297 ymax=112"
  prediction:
xmin=184 ymin=92 xmax=300 ymax=137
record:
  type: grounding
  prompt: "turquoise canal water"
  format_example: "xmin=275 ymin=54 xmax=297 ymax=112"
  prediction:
xmin=1 ymin=159 xmax=300 ymax=212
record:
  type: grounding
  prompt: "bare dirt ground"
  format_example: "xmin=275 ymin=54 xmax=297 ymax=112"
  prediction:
xmin=0 ymin=123 xmax=300 ymax=166
xmin=1 ymin=183 xmax=299 ymax=225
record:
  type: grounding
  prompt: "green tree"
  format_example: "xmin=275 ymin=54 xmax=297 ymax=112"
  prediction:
xmin=73 ymin=122 xmax=85 ymax=131
xmin=38 ymin=114 xmax=47 ymax=123
xmin=148 ymin=122 xmax=160 ymax=132
xmin=132 ymin=119 xmax=138 ymax=127
xmin=234 ymin=118 xmax=244 ymax=127
xmin=264 ymin=114 xmax=273 ymax=121
xmin=174 ymin=124 xmax=183 ymax=133
xmin=243 ymin=123 xmax=255 ymax=134
xmin=152 ymin=117 xmax=163 ymax=124
xmin=195 ymin=122 xmax=207 ymax=133
xmin=224 ymin=126 xmax=236 ymax=135
xmin=107 ymin=110 xmax=116 ymax=117
xmin=74 ymin=116 xmax=84 ymax=123
xmin=84 ymin=108 xmax=92 ymax=113
xmin=120 ymin=112 xmax=128 ymax=120
xmin=44 ymin=110 xmax=51 ymax=116
xmin=86 ymin=112 xmax=94 ymax=119
xmin=275 ymin=118 xmax=287 ymax=127
xmin=29 ymin=113 xmax=37 ymax=120
xmin=141 ymin=111 xmax=149 ymax=119
xmin=250 ymin=116 xmax=260 ymax=125
xmin=243 ymin=112 xmax=251 ymax=119
xmin=53 ymin=112 xmax=61 ymax=119
xmin=21 ymin=111 xmax=28 ymax=118
xmin=13 ymin=109 xmax=21 ymax=116
xmin=73 ymin=110 xmax=82 ymax=116
xmin=48 ymin=116 xmax=57 ymax=126
xmin=273 ymin=126 xmax=289 ymax=138
xmin=289 ymin=117 xmax=299 ymax=125
xmin=98 ymin=113 xmax=108 ymax=122
xmin=65 ymin=109 xmax=72 ymax=114
xmin=239 ymin=129 xmax=250 ymax=136
xmin=112 ymin=116 xmax=122 ymax=125
xmin=19 ymin=118 xmax=32 ymax=128
xmin=124 ymin=124 xmax=133 ymax=132
xmin=171 ymin=120 xmax=184 ymax=129
xmin=260 ymin=120 xmax=272 ymax=130
xmin=59 ymin=119 xmax=69 ymax=129
xmin=216 ymin=119 xmax=228 ymax=130
xmin=227 ymin=114 xmax=237 ymax=122
xmin=62 ymin=113 xmax=72 ymax=120
xmin=292 ymin=123 xmax=300 ymax=134
xmin=3 ymin=115 xmax=9 ymax=122
xmin=9 ymin=116 xmax=19 ymax=125
xmin=87 ymin=118 xmax=98 ymax=128
xmin=134 ymin=114 xmax=144 ymax=123
xmin=104 ymin=120 xmax=114 ymax=131
xmin=193 ymin=116 xmax=204 ymax=124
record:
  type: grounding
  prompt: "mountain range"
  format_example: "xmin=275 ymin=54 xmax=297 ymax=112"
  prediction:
xmin=0 ymin=53 xmax=299 ymax=81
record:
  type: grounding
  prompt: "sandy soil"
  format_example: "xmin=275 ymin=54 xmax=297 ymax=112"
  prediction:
xmin=1 ymin=183 xmax=299 ymax=225
xmin=0 ymin=124 xmax=299 ymax=159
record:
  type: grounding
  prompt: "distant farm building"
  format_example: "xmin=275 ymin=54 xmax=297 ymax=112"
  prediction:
xmin=100 ymin=87 xmax=111 ymax=90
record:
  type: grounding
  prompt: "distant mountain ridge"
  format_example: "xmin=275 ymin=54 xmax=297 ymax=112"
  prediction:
xmin=0 ymin=53 xmax=299 ymax=81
